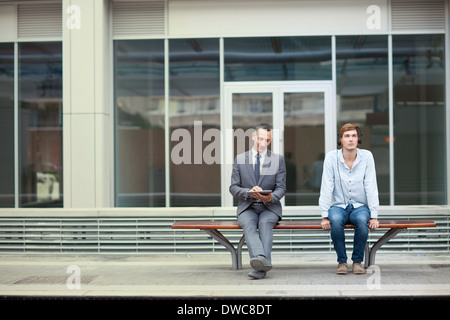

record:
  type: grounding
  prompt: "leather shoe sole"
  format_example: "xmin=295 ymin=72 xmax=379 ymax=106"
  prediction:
xmin=250 ymin=256 xmax=272 ymax=272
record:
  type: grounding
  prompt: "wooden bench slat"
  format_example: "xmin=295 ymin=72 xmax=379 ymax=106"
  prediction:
xmin=172 ymin=221 xmax=240 ymax=230
xmin=171 ymin=220 xmax=436 ymax=230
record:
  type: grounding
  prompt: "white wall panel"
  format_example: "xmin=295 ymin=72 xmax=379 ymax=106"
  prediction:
xmin=69 ymin=114 xmax=96 ymax=207
xmin=95 ymin=113 xmax=112 ymax=207
xmin=168 ymin=0 xmax=388 ymax=37
xmin=69 ymin=6 xmax=95 ymax=114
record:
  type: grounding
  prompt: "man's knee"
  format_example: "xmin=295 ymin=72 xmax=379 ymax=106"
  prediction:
xmin=238 ymin=210 xmax=259 ymax=231
xmin=351 ymin=207 xmax=370 ymax=226
xmin=353 ymin=214 xmax=369 ymax=226
xmin=258 ymin=211 xmax=279 ymax=229
xmin=328 ymin=208 xmax=346 ymax=226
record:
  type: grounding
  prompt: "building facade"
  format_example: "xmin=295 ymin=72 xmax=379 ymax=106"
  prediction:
xmin=0 ymin=0 xmax=449 ymax=254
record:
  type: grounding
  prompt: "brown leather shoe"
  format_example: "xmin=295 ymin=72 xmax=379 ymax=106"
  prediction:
xmin=336 ymin=262 xmax=348 ymax=275
xmin=352 ymin=262 xmax=366 ymax=274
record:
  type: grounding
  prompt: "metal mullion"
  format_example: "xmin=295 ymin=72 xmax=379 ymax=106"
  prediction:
xmin=388 ymin=34 xmax=395 ymax=206
xmin=14 ymin=41 xmax=19 ymax=208
xmin=164 ymin=38 xmax=170 ymax=207
xmin=331 ymin=35 xmax=337 ymax=153
xmin=445 ymin=0 xmax=450 ymax=205
xmin=219 ymin=37 xmax=226 ymax=207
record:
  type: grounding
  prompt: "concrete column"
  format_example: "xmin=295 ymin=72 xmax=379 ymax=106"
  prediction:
xmin=62 ymin=0 xmax=112 ymax=208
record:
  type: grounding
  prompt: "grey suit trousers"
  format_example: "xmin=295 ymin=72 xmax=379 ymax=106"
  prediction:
xmin=237 ymin=204 xmax=280 ymax=263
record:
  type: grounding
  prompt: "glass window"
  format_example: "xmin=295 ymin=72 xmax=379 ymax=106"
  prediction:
xmin=393 ymin=34 xmax=446 ymax=205
xmin=169 ymin=38 xmax=220 ymax=206
xmin=19 ymin=42 xmax=63 ymax=207
xmin=0 ymin=43 xmax=14 ymax=207
xmin=115 ymin=40 xmax=165 ymax=207
xmin=232 ymin=92 xmax=273 ymax=155
xmin=336 ymin=35 xmax=389 ymax=204
xmin=224 ymin=36 xmax=332 ymax=81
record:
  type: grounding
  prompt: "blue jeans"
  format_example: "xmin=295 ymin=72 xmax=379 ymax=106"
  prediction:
xmin=328 ymin=204 xmax=370 ymax=263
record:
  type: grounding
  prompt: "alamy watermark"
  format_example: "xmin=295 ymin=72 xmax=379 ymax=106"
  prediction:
xmin=366 ymin=265 xmax=381 ymax=290
xmin=66 ymin=265 xmax=81 ymax=290
xmin=66 ymin=5 xmax=81 ymax=30
xmin=170 ymin=121 xmax=281 ymax=174
xmin=366 ymin=5 xmax=381 ymax=30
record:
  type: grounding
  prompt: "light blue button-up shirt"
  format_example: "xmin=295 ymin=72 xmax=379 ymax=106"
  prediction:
xmin=319 ymin=148 xmax=379 ymax=218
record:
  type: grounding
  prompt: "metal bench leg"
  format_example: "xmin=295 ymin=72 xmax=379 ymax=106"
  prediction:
xmin=203 ymin=229 xmax=240 ymax=270
xmin=237 ymin=235 xmax=245 ymax=270
xmin=366 ymin=228 xmax=405 ymax=267
xmin=364 ymin=243 xmax=369 ymax=268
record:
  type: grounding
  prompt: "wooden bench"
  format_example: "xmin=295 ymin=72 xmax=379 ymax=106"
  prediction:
xmin=171 ymin=219 xmax=436 ymax=270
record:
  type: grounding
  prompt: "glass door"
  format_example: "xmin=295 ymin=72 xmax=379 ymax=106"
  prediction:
xmin=222 ymin=81 xmax=334 ymax=206
xmin=283 ymin=91 xmax=325 ymax=205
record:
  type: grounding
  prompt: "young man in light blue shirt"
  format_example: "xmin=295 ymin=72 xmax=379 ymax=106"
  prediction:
xmin=319 ymin=123 xmax=379 ymax=275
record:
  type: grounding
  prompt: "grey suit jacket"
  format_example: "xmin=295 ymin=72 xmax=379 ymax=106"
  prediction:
xmin=229 ymin=150 xmax=287 ymax=218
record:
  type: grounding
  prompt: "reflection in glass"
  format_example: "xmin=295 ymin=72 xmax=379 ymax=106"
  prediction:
xmin=115 ymin=40 xmax=165 ymax=207
xmin=224 ymin=37 xmax=331 ymax=81
xmin=393 ymin=35 xmax=446 ymax=204
xmin=232 ymin=93 xmax=272 ymax=155
xmin=0 ymin=43 xmax=14 ymax=207
xmin=169 ymin=38 xmax=220 ymax=206
xmin=19 ymin=42 xmax=63 ymax=207
xmin=284 ymin=93 xmax=324 ymax=205
xmin=336 ymin=35 xmax=389 ymax=204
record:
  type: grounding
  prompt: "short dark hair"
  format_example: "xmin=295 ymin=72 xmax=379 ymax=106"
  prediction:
xmin=254 ymin=123 xmax=272 ymax=132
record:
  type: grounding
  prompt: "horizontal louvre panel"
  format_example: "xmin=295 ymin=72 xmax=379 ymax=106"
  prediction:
xmin=17 ymin=3 xmax=62 ymax=38
xmin=0 ymin=215 xmax=448 ymax=254
xmin=113 ymin=1 xmax=165 ymax=36
xmin=391 ymin=0 xmax=445 ymax=30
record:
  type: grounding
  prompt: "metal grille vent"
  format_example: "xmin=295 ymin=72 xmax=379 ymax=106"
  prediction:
xmin=113 ymin=0 xmax=165 ymax=37
xmin=17 ymin=3 xmax=62 ymax=38
xmin=0 ymin=215 xmax=448 ymax=255
xmin=14 ymin=274 xmax=97 ymax=285
xmin=391 ymin=0 xmax=445 ymax=30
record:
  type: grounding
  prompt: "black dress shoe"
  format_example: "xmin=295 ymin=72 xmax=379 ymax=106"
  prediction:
xmin=248 ymin=270 xmax=266 ymax=279
xmin=250 ymin=256 xmax=272 ymax=272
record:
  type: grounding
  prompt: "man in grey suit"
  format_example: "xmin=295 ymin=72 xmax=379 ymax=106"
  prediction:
xmin=229 ymin=123 xmax=287 ymax=279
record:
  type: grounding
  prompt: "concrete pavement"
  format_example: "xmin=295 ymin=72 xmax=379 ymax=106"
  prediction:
xmin=1 ymin=252 xmax=450 ymax=298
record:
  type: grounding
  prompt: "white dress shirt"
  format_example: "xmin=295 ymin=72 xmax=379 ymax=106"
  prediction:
xmin=319 ymin=148 xmax=379 ymax=218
